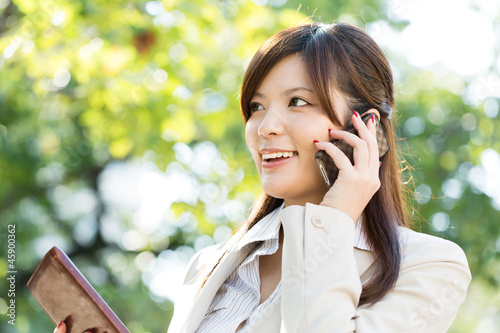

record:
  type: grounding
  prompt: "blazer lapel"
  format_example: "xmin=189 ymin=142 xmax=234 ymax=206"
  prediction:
xmin=174 ymin=242 xmax=259 ymax=333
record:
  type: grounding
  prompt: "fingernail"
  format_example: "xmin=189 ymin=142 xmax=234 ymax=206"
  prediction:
xmin=371 ymin=114 xmax=375 ymax=123
xmin=313 ymin=140 xmax=320 ymax=143
xmin=353 ymin=110 xmax=359 ymax=118
xmin=379 ymin=161 xmax=382 ymax=167
xmin=57 ymin=321 xmax=64 ymax=329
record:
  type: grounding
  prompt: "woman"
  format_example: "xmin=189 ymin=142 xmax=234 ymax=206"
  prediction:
xmin=54 ymin=22 xmax=471 ymax=333
xmin=166 ymin=22 xmax=471 ymax=332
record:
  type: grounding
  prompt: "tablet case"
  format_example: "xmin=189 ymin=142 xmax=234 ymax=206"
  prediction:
xmin=27 ymin=246 xmax=130 ymax=333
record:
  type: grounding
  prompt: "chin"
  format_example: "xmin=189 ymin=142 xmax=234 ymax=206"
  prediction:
xmin=261 ymin=183 xmax=287 ymax=200
xmin=261 ymin=177 xmax=303 ymax=199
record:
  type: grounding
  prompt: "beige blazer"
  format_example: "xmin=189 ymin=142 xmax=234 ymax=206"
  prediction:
xmin=167 ymin=203 xmax=471 ymax=333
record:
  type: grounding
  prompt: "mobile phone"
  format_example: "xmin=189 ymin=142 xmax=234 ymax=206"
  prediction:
xmin=315 ymin=112 xmax=390 ymax=189
xmin=27 ymin=246 xmax=130 ymax=333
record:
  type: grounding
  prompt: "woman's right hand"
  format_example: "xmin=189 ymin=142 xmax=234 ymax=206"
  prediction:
xmin=53 ymin=321 xmax=66 ymax=333
xmin=315 ymin=109 xmax=382 ymax=223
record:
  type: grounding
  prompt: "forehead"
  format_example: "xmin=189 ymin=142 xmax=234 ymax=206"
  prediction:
xmin=255 ymin=54 xmax=311 ymax=92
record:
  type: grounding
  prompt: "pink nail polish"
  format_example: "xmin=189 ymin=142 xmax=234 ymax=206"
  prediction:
xmin=57 ymin=321 xmax=64 ymax=330
xmin=371 ymin=114 xmax=375 ymax=123
xmin=353 ymin=110 xmax=359 ymax=118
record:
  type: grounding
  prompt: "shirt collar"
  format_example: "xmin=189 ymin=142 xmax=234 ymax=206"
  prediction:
xmin=234 ymin=202 xmax=284 ymax=252
xmin=234 ymin=202 xmax=371 ymax=251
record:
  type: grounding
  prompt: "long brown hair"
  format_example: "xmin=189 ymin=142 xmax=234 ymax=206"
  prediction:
xmin=193 ymin=22 xmax=410 ymax=306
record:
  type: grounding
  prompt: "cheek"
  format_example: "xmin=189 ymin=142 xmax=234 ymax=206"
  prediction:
xmin=311 ymin=116 xmax=337 ymax=139
xmin=245 ymin=122 xmax=260 ymax=160
xmin=292 ymin=120 xmax=331 ymax=146
xmin=244 ymin=121 xmax=254 ymax=145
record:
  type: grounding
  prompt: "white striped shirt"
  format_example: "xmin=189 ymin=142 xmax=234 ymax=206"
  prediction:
xmin=194 ymin=204 xmax=369 ymax=333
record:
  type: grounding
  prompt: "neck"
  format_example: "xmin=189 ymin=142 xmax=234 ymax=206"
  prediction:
xmin=283 ymin=193 xmax=325 ymax=208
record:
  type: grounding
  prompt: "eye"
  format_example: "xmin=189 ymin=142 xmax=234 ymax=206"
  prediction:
xmin=250 ymin=102 xmax=264 ymax=113
xmin=289 ymin=97 xmax=308 ymax=107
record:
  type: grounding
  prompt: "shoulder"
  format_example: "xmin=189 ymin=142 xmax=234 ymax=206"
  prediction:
xmin=356 ymin=227 xmax=471 ymax=330
xmin=182 ymin=240 xmax=228 ymax=285
xmin=397 ymin=226 xmax=471 ymax=288
xmin=367 ymin=227 xmax=472 ymax=328
xmin=398 ymin=227 xmax=469 ymax=265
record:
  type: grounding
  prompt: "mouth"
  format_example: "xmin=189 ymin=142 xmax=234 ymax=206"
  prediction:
xmin=261 ymin=151 xmax=298 ymax=163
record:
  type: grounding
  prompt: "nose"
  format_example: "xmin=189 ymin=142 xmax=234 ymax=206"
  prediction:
xmin=257 ymin=106 xmax=285 ymax=138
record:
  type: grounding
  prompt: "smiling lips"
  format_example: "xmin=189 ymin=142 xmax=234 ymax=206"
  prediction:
xmin=262 ymin=151 xmax=298 ymax=161
xmin=261 ymin=151 xmax=298 ymax=168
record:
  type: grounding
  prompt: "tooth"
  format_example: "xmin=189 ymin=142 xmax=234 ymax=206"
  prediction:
xmin=262 ymin=151 xmax=299 ymax=160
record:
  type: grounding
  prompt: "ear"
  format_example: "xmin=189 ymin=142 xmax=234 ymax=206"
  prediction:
xmin=366 ymin=108 xmax=381 ymax=121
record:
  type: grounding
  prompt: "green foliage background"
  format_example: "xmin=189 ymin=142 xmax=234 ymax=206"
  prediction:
xmin=1 ymin=0 xmax=499 ymax=331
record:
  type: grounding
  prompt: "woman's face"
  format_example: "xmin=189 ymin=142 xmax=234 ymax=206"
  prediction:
xmin=245 ymin=54 xmax=346 ymax=207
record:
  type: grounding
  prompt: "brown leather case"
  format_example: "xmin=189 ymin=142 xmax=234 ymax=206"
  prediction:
xmin=27 ymin=246 xmax=130 ymax=333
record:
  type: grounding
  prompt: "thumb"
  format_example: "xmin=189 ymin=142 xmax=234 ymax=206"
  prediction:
xmin=54 ymin=321 xmax=66 ymax=333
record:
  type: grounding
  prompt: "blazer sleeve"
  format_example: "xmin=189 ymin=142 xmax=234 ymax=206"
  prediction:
xmin=279 ymin=203 xmax=471 ymax=333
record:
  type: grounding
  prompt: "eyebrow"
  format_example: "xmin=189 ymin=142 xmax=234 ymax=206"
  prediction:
xmin=253 ymin=86 xmax=315 ymax=98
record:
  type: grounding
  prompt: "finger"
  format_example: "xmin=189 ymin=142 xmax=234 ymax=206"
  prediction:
xmin=367 ymin=112 xmax=377 ymax=137
xmin=54 ymin=321 xmax=66 ymax=333
xmin=352 ymin=110 xmax=376 ymax=142
xmin=366 ymin=112 xmax=379 ymax=167
xmin=329 ymin=127 xmax=369 ymax=171
xmin=314 ymin=139 xmax=354 ymax=171
xmin=352 ymin=110 xmax=379 ymax=168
